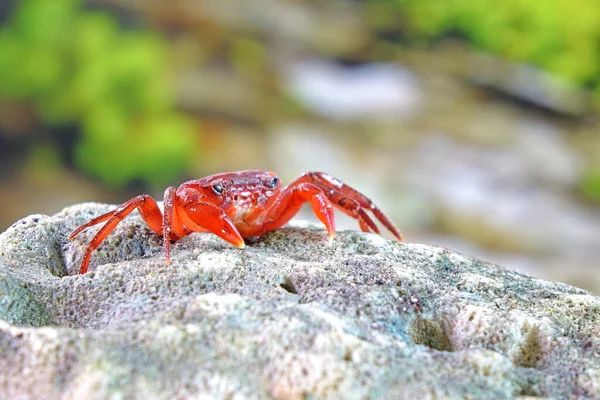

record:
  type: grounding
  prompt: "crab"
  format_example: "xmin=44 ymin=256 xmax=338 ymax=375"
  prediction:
xmin=69 ymin=170 xmax=403 ymax=274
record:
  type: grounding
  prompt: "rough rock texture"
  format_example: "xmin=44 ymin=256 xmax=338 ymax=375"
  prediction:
xmin=0 ymin=203 xmax=598 ymax=399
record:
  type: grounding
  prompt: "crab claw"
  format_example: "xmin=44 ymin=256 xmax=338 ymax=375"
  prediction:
xmin=183 ymin=203 xmax=245 ymax=249
xmin=308 ymin=191 xmax=336 ymax=240
xmin=221 ymin=218 xmax=246 ymax=249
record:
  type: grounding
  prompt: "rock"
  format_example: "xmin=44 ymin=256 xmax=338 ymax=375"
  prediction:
xmin=0 ymin=203 xmax=598 ymax=399
xmin=403 ymin=134 xmax=600 ymax=293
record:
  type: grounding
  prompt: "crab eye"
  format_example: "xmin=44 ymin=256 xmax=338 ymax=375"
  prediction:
xmin=212 ymin=183 xmax=224 ymax=195
xmin=267 ymin=177 xmax=278 ymax=189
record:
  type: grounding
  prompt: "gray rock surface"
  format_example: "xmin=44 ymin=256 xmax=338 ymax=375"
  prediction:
xmin=0 ymin=203 xmax=598 ymax=399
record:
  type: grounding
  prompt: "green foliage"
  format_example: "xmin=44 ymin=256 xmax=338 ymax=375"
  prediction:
xmin=580 ymin=170 xmax=600 ymax=203
xmin=231 ymin=37 xmax=267 ymax=77
xmin=0 ymin=0 xmax=198 ymax=187
xmin=402 ymin=0 xmax=600 ymax=100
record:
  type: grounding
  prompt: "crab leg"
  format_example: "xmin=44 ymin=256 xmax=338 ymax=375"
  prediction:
xmin=304 ymin=172 xmax=402 ymax=241
xmin=356 ymin=208 xmax=380 ymax=234
xmin=310 ymin=172 xmax=402 ymax=240
xmin=256 ymin=172 xmax=402 ymax=241
xmin=246 ymin=182 xmax=336 ymax=238
xmin=162 ymin=186 xmax=191 ymax=265
xmin=68 ymin=195 xmax=163 ymax=274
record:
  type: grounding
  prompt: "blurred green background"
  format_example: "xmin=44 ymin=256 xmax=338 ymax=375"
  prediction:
xmin=0 ymin=0 xmax=599 ymax=293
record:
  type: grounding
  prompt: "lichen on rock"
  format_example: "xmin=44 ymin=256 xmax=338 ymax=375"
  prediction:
xmin=0 ymin=203 xmax=598 ymax=399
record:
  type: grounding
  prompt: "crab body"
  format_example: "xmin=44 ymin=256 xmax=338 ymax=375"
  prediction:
xmin=69 ymin=170 xmax=403 ymax=274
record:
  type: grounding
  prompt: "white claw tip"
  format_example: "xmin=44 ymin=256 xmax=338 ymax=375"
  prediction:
xmin=327 ymin=234 xmax=335 ymax=246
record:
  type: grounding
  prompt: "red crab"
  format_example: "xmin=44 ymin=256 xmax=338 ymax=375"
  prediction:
xmin=69 ymin=170 xmax=403 ymax=274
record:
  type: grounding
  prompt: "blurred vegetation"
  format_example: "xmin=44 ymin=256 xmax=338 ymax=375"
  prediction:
xmin=399 ymin=0 xmax=600 ymax=201
xmin=1 ymin=0 xmax=599 ymax=202
xmin=0 ymin=0 xmax=198 ymax=187
xmin=580 ymin=170 xmax=600 ymax=203
xmin=402 ymin=0 xmax=600 ymax=105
